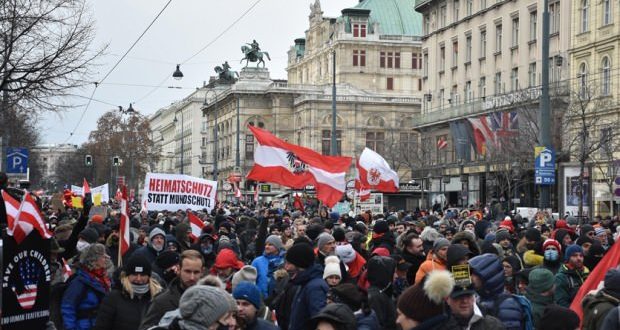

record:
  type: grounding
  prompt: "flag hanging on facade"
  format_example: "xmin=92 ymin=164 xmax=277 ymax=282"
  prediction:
xmin=355 ymin=147 xmax=399 ymax=193
xmin=188 ymin=212 xmax=205 ymax=241
xmin=437 ymin=137 xmax=448 ymax=150
xmin=246 ymin=125 xmax=351 ymax=207
xmin=118 ymin=185 xmax=130 ymax=260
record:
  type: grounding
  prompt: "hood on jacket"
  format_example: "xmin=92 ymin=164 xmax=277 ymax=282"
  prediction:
xmin=336 ymin=244 xmax=357 ymax=264
xmin=148 ymin=227 xmax=167 ymax=250
xmin=214 ymin=248 xmax=244 ymax=270
xmin=451 ymin=231 xmax=481 ymax=256
xmin=469 ymin=253 xmax=505 ymax=298
xmin=366 ymin=255 xmax=395 ymax=289
xmin=292 ymin=263 xmax=324 ymax=285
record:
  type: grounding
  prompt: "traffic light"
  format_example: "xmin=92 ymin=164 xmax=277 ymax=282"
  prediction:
xmin=112 ymin=156 xmax=120 ymax=166
xmin=85 ymin=155 xmax=93 ymax=166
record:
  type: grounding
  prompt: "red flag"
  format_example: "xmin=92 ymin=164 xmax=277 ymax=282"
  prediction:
xmin=119 ymin=185 xmax=130 ymax=259
xmin=570 ymin=238 xmax=620 ymax=322
xmin=437 ymin=137 xmax=448 ymax=150
xmin=355 ymin=148 xmax=399 ymax=193
xmin=2 ymin=190 xmax=52 ymax=244
xmin=293 ymin=194 xmax=305 ymax=212
xmin=246 ymin=125 xmax=351 ymax=207
xmin=358 ymin=187 xmax=371 ymax=202
xmin=82 ymin=178 xmax=91 ymax=197
xmin=188 ymin=212 xmax=205 ymax=241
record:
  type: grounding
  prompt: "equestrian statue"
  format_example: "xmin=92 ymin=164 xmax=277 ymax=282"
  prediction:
xmin=214 ymin=61 xmax=238 ymax=82
xmin=241 ymin=39 xmax=271 ymax=68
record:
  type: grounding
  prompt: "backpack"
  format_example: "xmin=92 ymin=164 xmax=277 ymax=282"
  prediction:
xmin=488 ymin=293 xmax=534 ymax=330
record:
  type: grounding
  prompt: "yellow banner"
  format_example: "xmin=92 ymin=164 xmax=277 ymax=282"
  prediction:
xmin=71 ymin=196 xmax=83 ymax=209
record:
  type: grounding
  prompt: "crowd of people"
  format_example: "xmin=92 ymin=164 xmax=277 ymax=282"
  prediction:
xmin=4 ymin=182 xmax=620 ymax=330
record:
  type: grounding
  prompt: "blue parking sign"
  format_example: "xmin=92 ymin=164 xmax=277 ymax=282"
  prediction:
xmin=534 ymin=146 xmax=555 ymax=185
xmin=6 ymin=147 xmax=29 ymax=174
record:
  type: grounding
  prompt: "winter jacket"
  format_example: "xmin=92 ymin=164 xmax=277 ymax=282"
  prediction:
xmin=554 ymin=264 xmax=589 ymax=307
xmin=367 ymin=286 xmax=396 ymax=330
xmin=525 ymin=289 xmax=554 ymax=329
xmin=139 ymin=277 xmax=185 ymax=330
xmin=366 ymin=256 xmax=397 ymax=330
xmin=93 ymin=280 xmax=160 ymax=330
xmin=251 ymin=251 xmax=285 ymax=298
xmin=403 ymin=314 xmax=449 ymax=330
xmin=61 ymin=269 xmax=109 ymax=330
xmin=601 ymin=306 xmax=620 ymax=330
xmin=401 ymin=249 xmax=425 ymax=284
xmin=355 ymin=310 xmax=381 ymax=330
xmin=243 ymin=317 xmax=279 ymax=330
xmin=414 ymin=252 xmax=447 ymax=284
xmin=436 ymin=312 xmax=505 ymax=330
xmin=288 ymin=263 xmax=328 ymax=330
xmin=582 ymin=289 xmax=620 ymax=330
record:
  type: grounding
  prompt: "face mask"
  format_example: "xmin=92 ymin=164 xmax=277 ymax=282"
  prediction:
xmin=77 ymin=240 xmax=90 ymax=252
xmin=544 ymin=249 xmax=559 ymax=261
xmin=202 ymin=245 xmax=213 ymax=255
xmin=131 ymin=283 xmax=149 ymax=295
xmin=163 ymin=269 xmax=177 ymax=283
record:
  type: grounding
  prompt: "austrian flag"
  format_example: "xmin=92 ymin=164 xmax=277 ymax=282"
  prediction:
xmin=246 ymin=125 xmax=351 ymax=207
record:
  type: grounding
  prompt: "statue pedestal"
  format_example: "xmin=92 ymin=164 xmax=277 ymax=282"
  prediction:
xmin=235 ymin=67 xmax=272 ymax=91
xmin=239 ymin=67 xmax=270 ymax=81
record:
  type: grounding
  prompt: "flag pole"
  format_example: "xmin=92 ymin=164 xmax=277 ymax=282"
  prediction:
xmin=255 ymin=181 xmax=260 ymax=212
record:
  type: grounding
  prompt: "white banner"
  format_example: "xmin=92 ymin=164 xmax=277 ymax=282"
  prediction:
xmin=71 ymin=183 xmax=111 ymax=204
xmin=143 ymin=173 xmax=218 ymax=212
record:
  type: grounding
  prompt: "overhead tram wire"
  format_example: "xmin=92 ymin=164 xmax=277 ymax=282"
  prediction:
xmin=133 ymin=0 xmax=263 ymax=105
xmin=63 ymin=0 xmax=175 ymax=143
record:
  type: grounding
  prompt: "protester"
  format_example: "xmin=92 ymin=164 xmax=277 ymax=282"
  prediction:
xmin=555 ymin=244 xmax=590 ymax=307
xmin=582 ymin=268 xmax=620 ymax=330
xmin=414 ymin=238 xmax=449 ymax=283
xmin=328 ymin=283 xmax=380 ymax=330
xmin=525 ymin=268 xmax=556 ymax=328
xmin=367 ymin=255 xmax=397 ymax=330
xmin=538 ymin=305 xmax=580 ymax=330
xmin=396 ymin=270 xmax=454 ymax=329
xmin=309 ymin=303 xmax=357 ymax=330
xmin=132 ymin=227 xmax=167 ymax=264
xmin=233 ymin=281 xmax=278 ymax=330
xmin=440 ymin=275 xmax=505 ymax=329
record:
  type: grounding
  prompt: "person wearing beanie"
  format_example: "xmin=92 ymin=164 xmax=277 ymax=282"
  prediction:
xmin=309 ymin=303 xmax=357 ymax=330
xmin=522 ymin=228 xmax=544 ymax=267
xmin=251 ymin=234 xmax=285 ymax=299
xmin=468 ymin=253 xmax=526 ymax=330
xmin=414 ymin=237 xmax=449 ymax=284
xmin=495 ymin=228 xmax=518 ymax=258
xmin=525 ymin=268 xmax=556 ymax=328
xmin=77 ymin=227 xmax=98 ymax=251
xmin=281 ymin=242 xmax=328 ymax=330
xmin=366 ymin=255 xmax=397 ymax=329
xmin=132 ymin=227 xmax=167 ymax=265
xmin=231 ymin=265 xmax=258 ymax=290
xmin=328 ymin=283 xmax=380 ymax=329
xmin=233 ymin=281 xmax=278 ymax=330
xmin=451 ymin=230 xmax=482 ymax=257
xmin=554 ymin=244 xmax=589 ymax=307
xmin=94 ymin=255 xmax=163 ymax=330
xmin=538 ymin=305 xmax=580 ymax=330
xmin=154 ymin=250 xmax=181 ymax=284
xmin=502 ymin=255 xmax=522 ymax=294
xmin=323 ymin=255 xmax=342 ymax=287
xmin=582 ymin=268 xmax=620 ymax=330
xmin=176 ymin=285 xmax=236 ymax=330
xmin=539 ymin=238 xmax=562 ymax=274
xmin=396 ymin=270 xmax=454 ymax=329
xmin=369 ymin=219 xmax=397 ymax=254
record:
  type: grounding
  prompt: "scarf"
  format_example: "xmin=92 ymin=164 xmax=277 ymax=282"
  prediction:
xmin=87 ymin=267 xmax=111 ymax=291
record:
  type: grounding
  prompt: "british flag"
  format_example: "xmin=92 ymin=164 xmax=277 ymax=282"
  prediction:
xmin=489 ymin=111 xmax=519 ymax=138
xmin=13 ymin=259 xmax=40 ymax=309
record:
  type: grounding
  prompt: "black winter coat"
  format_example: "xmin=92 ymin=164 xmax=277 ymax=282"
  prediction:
xmin=93 ymin=289 xmax=152 ymax=330
xmin=139 ymin=278 xmax=185 ymax=330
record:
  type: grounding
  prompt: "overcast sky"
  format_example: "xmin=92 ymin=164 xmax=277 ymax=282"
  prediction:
xmin=41 ymin=0 xmax=359 ymax=146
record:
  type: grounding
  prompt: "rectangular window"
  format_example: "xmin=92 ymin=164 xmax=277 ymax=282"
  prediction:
xmin=495 ymin=24 xmax=502 ymax=53
xmin=452 ymin=41 xmax=458 ymax=68
xmin=581 ymin=1 xmax=589 ymax=32
xmin=550 ymin=2 xmax=560 ymax=34
xmin=480 ymin=76 xmax=486 ymax=98
xmin=321 ymin=130 xmax=342 ymax=155
xmin=400 ymin=133 xmax=418 ymax=155
xmin=494 ymin=72 xmax=502 ymax=94
xmin=353 ymin=24 xmax=367 ymax=37
xmin=465 ymin=35 xmax=472 ymax=62
xmin=480 ymin=30 xmax=487 ymax=58
xmin=412 ymin=53 xmax=418 ymax=69
xmin=352 ymin=50 xmax=366 ymax=67
xmin=387 ymin=77 xmax=394 ymax=90
xmin=418 ymin=79 xmax=422 ymax=91
xmin=436 ymin=134 xmax=449 ymax=164
xmin=464 ymin=81 xmax=472 ymax=103
xmin=511 ymin=17 xmax=519 ymax=47
xmin=510 ymin=68 xmax=518 ymax=91
xmin=466 ymin=0 xmax=473 ymax=16
xmin=603 ymin=0 xmax=611 ymax=25
xmin=423 ymin=53 xmax=428 ymax=76
xmin=424 ymin=15 xmax=431 ymax=34
xmin=387 ymin=52 xmax=393 ymax=68
xmin=440 ymin=5 xmax=447 ymax=28
xmin=528 ymin=63 xmax=536 ymax=87
xmin=245 ymin=134 xmax=254 ymax=159
xmin=395 ymin=52 xmax=401 ymax=69
xmin=380 ymin=51 xmax=386 ymax=68
xmin=451 ymin=85 xmax=458 ymax=104
xmin=439 ymin=89 xmax=445 ymax=108
xmin=366 ymin=132 xmax=385 ymax=155
xmin=481 ymin=0 xmax=486 ymax=10
xmin=529 ymin=11 xmax=537 ymax=41
xmin=453 ymin=0 xmax=460 ymax=22
xmin=440 ymin=46 xmax=446 ymax=70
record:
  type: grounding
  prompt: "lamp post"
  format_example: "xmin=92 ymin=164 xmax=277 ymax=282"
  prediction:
xmin=119 ymin=104 xmax=136 ymax=191
xmin=426 ymin=172 xmax=433 ymax=209
xmin=539 ymin=0 xmax=552 ymax=209
xmin=512 ymin=161 xmax=521 ymax=212
xmin=173 ymin=111 xmax=184 ymax=175
xmin=204 ymin=90 xmax=219 ymax=181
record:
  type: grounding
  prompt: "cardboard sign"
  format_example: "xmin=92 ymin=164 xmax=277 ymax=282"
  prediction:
xmin=1 ymin=232 xmax=51 ymax=329
xmin=143 ymin=173 xmax=218 ymax=212
xmin=451 ymin=264 xmax=472 ymax=288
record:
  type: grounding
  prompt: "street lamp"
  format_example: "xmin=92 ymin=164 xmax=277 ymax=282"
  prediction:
xmin=203 ymin=90 xmax=219 ymax=181
xmin=119 ymin=104 xmax=137 ymax=192
xmin=173 ymin=112 xmax=184 ymax=175
xmin=426 ymin=172 xmax=433 ymax=210
xmin=172 ymin=64 xmax=184 ymax=80
xmin=512 ymin=161 xmax=522 ymax=212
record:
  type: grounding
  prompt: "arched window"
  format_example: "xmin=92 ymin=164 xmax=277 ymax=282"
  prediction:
xmin=578 ymin=63 xmax=588 ymax=98
xmin=602 ymin=57 xmax=611 ymax=96
xmin=581 ymin=0 xmax=589 ymax=32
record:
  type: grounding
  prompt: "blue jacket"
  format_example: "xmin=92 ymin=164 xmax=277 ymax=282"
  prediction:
xmin=61 ymin=269 xmax=109 ymax=330
xmin=251 ymin=252 xmax=285 ymax=298
xmin=288 ymin=263 xmax=328 ymax=330
xmin=355 ymin=310 xmax=381 ymax=330
xmin=479 ymin=293 xmax=525 ymax=330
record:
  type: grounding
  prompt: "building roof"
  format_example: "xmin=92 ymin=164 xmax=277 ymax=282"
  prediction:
xmin=353 ymin=0 xmax=422 ymax=36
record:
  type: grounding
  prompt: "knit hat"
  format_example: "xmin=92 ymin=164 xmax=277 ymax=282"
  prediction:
xmin=447 ymin=244 xmax=472 ymax=269
xmin=214 ymin=248 xmax=244 ymax=270
xmin=604 ymin=268 xmax=620 ymax=298
xmin=90 ymin=214 xmax=104 ymax=224
xmin=323 ymin=256 xmax=342 ymax=279
xmin=317 ymin=233 xmax=335 ymax=252
xmin=149 ymin=227 xmax=166 ymax=242
xmin=306 ymin=223 xmax=325 ymax=241
xmin=155 ymin=250 xmax=180 ymax=270
xmin=433 ymin=238 xmax=450 ymax=253
xmin=525 ymin=228 xmax=542 ymax=242
xmin=125 ymin=255 xmax=152 ymax=276
xmin=503 ymin=255 xmax=522 ymax=273
xmin=373 ymin=220 xmax=389 ymax=234
xmin=499 ymin=219 xmax=514 ymax=233
xmin=330 ymin=283 xmax=363 ymax=311
xmin=538 ymin=305 xmax=580 ymax=330
xmin=397 ymin=270 xmax=454 ymax=322
xmin=566 ymin=215 xmax=579 ymax=226
xmin=543 ymin=239 xmax=562 ymax=253
xmin=232 ymin=281 xmax=262 ymax=309
xmin=575 ymin=235 xmax=593 ymax=246
xmin=285 ymin=242 xmax=315 ymax=269
xmin=79 ymin=228 xmax=98 ymax=244
xmin=332 ymin=227 xmax=346 ymax=242
xmin=495 ymin=229 xmax=511 ymax=243
xmin=527 ymin=268 xmax=555 ymax=293
xmin=335 ymin=244 xmax=356 ymax=264
xmin=179 ymin=285 xmax=232 ymax=328
xmin=371 ymin=247 xmax=390 ymax=257
xmin=309 ymin=303 xmax=357 ymax=330
xmin=594 ymin=227 xmax=607 ymax=237
xmin=231 ymin=265 xmax=258 ymax=289
xmin=265 ymin=235 xmax=284 ymax=251
xmin=564 ymin=244 xmax=583 ymax=263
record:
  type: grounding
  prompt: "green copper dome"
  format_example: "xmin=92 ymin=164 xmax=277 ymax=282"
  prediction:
xmin=353 ymin=0 xmax=422 ymax=36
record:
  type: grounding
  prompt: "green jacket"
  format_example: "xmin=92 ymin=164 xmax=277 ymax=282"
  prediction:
xmin=554 ymin=264 xmax=589 ymax=307
xmin=582 ymin=290 xmax=620 ymax=330
xmin=525 ymin=289 xmax=554 ymax=329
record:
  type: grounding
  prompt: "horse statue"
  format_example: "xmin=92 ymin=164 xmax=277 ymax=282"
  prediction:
xmin=241 ymin=42 xmax=271 ymax=68
xmin=214 ymin=61 xmax=238 ymax=82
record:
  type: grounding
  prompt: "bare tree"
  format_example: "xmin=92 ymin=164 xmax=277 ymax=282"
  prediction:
xmin=0 ymin=0 xmax=104 ymax=113
xmin=592 ymin=129 xmax=620 ymax=217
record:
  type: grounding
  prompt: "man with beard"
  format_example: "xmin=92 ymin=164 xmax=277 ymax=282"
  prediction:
xmin=132 ymin=227 xmax=167 ymax=265
xmin=251 ymin=235 xmax=285 ymax=299
xmin=139 ymin=250 xmax=205 ymax=330
xmin=400 ymin=233 xmax=425 ymax=284
xmin=316 ymin=233 xmax=348 ymax=282
xmin=233 ymin=282 xmax=278 ymax=330
xmin=555 ymin=244 xmax=590 ymax=307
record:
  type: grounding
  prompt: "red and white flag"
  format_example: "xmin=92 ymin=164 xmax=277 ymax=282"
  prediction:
xmin=253 ymin=184 xmax=259 ymax=202
xmin=437 ymin=137 xmax=448 ymax=150
xmin=188 ymin=212 xmax=205 ymax=241
xmin=115 ymin=188 xmax=122 ymax=201
xmin=246 ymin=125 xmax=351 ymax=207
xmin=357 ymin=186 xmax=371 ymax=202
xmin=234 ymin=184 xmax=242 ymax=198
xmin=355 ymin=148 xmax=399 ymax=193
xmin=62 ymin=258 xmax=73 ymax=282
xmin=118 ymin=185 xmax=131 ymax=260
xmin=3 ymin=190 xmax=52 ymax=244
xmin=82 ymin=178 xmax=91 ymax=197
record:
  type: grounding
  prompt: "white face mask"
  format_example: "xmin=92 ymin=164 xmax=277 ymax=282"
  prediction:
xmin=77 ymin=240 xmax=91 ymax=252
